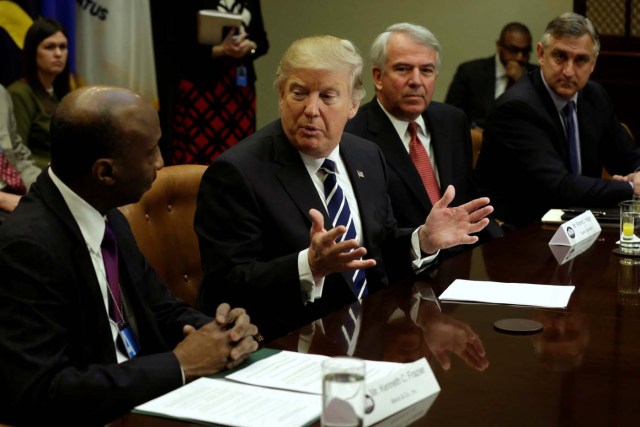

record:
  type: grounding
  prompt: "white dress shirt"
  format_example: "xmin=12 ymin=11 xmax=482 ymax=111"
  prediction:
xmin=48 ymin=168 xmax=128 ymax=363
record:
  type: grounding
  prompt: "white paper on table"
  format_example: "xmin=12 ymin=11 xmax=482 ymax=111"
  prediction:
xmin=439 ymin=279 xmax=575 ymax=308
xmin=225 ymin=350 xmax=404 ymax=394
xmin=134 ymin=377 xmax=321 ymax=427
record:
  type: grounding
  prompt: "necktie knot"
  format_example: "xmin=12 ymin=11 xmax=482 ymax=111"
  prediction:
xmin=321 ymin=158 xmax=336 ymax=175
xmin=563 ymin=100 xmax=575 ymax=117
xmin=101 ymin=223 xmax=118 ymax=258
xmin=408 ymin=122 xmax=419 ymax=139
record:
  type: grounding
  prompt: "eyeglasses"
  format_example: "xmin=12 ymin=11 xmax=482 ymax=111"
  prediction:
xmin=500 ymin=43 xmax=532 ymax=56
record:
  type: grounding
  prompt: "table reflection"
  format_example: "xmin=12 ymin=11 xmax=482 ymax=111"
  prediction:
xmin=531 ymin=309 xmax=590 ymax=372
xmin=271 ymin=282 xmax=489 ymax=373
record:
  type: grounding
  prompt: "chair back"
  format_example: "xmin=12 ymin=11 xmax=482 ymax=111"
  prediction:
xmin=119 ymin=164 xmax=207 ymax=307
xmin=471 ymin=128 xmax=483 ymax=168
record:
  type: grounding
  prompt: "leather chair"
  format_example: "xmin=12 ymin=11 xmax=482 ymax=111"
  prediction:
xmin=119 ymin=164 xmax=207 ymax=308
xmin=471 ymin=128 xmax=483 ymax=169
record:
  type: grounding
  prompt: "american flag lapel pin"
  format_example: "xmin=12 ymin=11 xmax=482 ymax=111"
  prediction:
xmin=357 ymin=170 xmax=365 ymax=178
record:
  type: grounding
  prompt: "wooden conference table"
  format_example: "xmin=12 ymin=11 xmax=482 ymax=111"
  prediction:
xmin=125 ymin=223 xmax=640 ymax=427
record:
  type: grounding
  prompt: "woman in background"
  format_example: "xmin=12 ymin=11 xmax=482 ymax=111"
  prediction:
xmin=9 ymin=17 xmax=70 ymax=168
xmin=170 ymin=0 xmax=268 ymax=165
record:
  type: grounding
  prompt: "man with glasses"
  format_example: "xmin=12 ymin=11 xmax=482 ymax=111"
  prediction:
xmin=475 ymin=13 xmax=640 ymax=228
xmin=445 ymin=22 xmax=532 ymax=129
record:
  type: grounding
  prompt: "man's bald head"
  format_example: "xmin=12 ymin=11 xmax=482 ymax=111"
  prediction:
xmin=50 ymin=86 xmax=154 ymax=182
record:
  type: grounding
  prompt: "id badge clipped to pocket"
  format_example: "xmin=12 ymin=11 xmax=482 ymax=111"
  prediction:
xmin=236 ymin=65 xmax=248 ymax=87
xmin=118 ymin=322 xmax=139 ymax=359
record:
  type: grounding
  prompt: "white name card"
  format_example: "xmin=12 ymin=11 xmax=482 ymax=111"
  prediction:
xmin=364 ymin=358 xmax=439 ymax=426
xmin=549 ymin=210 xmax=601 ymax=247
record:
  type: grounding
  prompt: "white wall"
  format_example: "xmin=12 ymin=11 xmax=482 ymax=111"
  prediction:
xmin=254 ymin=0 xmax=572 ymax=127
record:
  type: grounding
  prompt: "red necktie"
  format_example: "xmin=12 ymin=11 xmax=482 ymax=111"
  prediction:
xmin=408 ymin=122 xmax=441 ymax=204
xmin=0 ymin=151 xmax=26 ymax=195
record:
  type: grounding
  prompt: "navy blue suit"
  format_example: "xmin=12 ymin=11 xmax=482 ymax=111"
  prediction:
xmin=195 ymin=119 xmax=414 ymax=342
xmin=476 ymin=67 xmax=640 ymax=227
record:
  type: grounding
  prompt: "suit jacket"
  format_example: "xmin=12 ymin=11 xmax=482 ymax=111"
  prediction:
xmin=0 ymin=171 xmax=211 ymax=426
xmin=195 ymin=119 xmax=413 ymax=342
xmin=445 ymin=56 xmax=497 ymax=128
xmin=345 ymin=98 xmax=502 ymax=263
xmin=475 ymin=67 xmax=640 ymax=227
xmin=445 ymin=56 xmax=536 ymax=128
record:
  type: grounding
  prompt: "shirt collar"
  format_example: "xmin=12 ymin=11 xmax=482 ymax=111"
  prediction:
xmin=375 ymin=97 xmax=427 ymax=137
xmin=299 ymin=144 xmax=343 ymax=176
xmin=495 ymin=54 xmax=506 ymax=79
xmin=48 ymin=168 xmax=106 ymax=254
xmin=540 ymin=69 xmax=578 ymax=113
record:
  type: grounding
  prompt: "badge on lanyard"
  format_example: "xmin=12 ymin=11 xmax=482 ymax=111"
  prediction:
xmin=236 ymin=65 xmax=248 ymax=87
xmin=118 ymin=321 xmax=139 ymax=359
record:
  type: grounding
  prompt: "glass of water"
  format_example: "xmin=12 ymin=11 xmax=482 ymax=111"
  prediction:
xmin=321 ymin=357 xmax=365 ymax=427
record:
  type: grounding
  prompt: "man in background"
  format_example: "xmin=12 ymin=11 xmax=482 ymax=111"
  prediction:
xmin=0 ymin=86 xmax=258 ymax=425
xmin=445 ymin=22 xmax=533 ymax=128
xmin=475 ymin=13 xmax=640 ymax=228
xmin=346 ymin=23 xmax=502 ymax=263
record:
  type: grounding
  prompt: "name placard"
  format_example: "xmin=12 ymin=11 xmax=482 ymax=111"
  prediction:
xmin=549 ymin=210 xmax=601 ymax=247
xmin=364 ymin=358 xmax=439 ymax=426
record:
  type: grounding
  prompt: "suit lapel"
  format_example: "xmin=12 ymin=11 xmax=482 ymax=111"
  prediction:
xmin=35 ymin=171 xmax=116 ymax=358
xmin=531 ymin=70 xmax=570 ymax=159
xmin=272 ymin=123 xmax=334 ymax=232
xmin=365 ymin=101 xmax=431 ymax=210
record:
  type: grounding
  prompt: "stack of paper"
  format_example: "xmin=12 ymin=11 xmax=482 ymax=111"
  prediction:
xmin=135 ymin=351 xmax=440 ymax=427
xmin=439 ymin=279 xmax=575 ymax=308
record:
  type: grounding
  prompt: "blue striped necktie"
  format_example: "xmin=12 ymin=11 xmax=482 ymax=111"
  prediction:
xmin=320 ymin=159 xmax=368 ymax=298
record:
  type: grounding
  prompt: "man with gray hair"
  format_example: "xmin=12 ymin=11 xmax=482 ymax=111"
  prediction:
xmin=476 ymin=12 xmax=640 ymax=228
xmin=346 ymin=23 xmax=502 ymax=265
xmin=196 ymin=35 xmax=494 ymax=341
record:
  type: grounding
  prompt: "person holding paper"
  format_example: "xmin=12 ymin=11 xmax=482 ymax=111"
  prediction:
xmin=195 ymin=35 xmax=494 ymax=342
xmin=170 ymin=0 xmax=269 ymax=165
xmin=0 ymin=86 xmax=259 ymax=425
xmin=475 ymin=12 xmax=640 ymax=228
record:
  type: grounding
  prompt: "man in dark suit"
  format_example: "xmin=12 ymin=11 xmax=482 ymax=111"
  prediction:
xmin=0 ymin=86 xmax=258 ymax=425
xmin=445 ymin=22 xmax=532 ymax=128
xmin=346 ymin=23 xmax=502 ymax=262
xmin=195 ymin=35 xmax=494 ymax=342
xmin=475 ymin=13 xmax=640 ymax=228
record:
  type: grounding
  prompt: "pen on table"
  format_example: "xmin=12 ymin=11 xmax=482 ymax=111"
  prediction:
xmin=562 ymin=209 xmax=607 ymax=216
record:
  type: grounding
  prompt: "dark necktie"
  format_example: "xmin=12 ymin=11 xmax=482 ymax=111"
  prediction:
xmin=320 ymin=159 xmax=367 ymax=298
xmin=562 ymin=101 xmax=580 ymax=175
xmin=408 ymin=122 xmax=441 ymax=204
xmin=0 ymin=150 xmax=26 ymax=195
xmin=101 ymin=222 xmax=122 ymax=323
